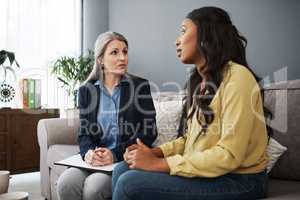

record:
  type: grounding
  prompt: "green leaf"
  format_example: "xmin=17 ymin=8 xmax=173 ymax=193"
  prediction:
xmin=6 ymin=51 xmax=15 ymax=65
xmin=57 ymin=77 xmax=70 ymax=86
xmin=14 ymin=60 xmax=20 ymax=68
xmin=0 ymin=53 xmax=7 ymax=65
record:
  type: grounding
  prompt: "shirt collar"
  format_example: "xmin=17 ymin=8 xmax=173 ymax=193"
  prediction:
xmin=94 ymin=74 xmax=128 ymax=88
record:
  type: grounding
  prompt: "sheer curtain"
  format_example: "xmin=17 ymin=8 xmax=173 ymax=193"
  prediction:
xmin=0 ymin=0 xmax=81 ymax=108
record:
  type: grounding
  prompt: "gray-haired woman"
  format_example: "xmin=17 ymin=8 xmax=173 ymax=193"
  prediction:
xmin=57 ymin=31 xmax=157 ymax=200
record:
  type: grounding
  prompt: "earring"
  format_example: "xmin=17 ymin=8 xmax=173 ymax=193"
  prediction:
xmin=200 ymin=41 xmax=204 ymax=47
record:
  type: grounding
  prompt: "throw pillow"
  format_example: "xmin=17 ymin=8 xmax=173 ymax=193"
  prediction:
xmin=267 ymin=137 xmax=288 ymax=173
xmin=153 ymin=100 xmax=183 ymax=146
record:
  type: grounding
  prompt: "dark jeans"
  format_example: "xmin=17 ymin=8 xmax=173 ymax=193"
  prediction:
xmin=112 ymin=161 xmax=268 ymax=200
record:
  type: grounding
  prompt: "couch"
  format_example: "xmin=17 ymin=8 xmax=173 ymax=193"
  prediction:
xmin=37 ymin=80 xmax=300 ymax=200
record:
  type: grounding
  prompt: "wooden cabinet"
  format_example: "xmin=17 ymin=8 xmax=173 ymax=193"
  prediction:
xmin=0 ymin=108 xmax=59 ymax=174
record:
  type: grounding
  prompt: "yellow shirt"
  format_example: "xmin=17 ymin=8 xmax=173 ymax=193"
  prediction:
xmin=159 ymin=61 xmax=268 ymax=178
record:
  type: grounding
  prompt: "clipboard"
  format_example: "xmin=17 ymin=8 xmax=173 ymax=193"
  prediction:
xmin=54 ymin=154 xmax=118 ymax=173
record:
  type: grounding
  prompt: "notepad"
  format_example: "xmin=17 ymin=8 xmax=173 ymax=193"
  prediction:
xmin=54 ymin=154 xmax=118 ymax=173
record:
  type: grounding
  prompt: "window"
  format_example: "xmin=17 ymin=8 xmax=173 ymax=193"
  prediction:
xmin=0 ymin=0 xmax=82 ymax=108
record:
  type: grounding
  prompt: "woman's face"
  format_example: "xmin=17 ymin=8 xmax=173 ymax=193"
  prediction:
xmin=175 ymin=19 xmax=201 ymax=64
xmin=99 ymin=39 xmax=128 ymax=75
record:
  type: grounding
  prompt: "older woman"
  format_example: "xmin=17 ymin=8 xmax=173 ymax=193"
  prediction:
xmin=57 ymin=31 xmax=157 ymax=200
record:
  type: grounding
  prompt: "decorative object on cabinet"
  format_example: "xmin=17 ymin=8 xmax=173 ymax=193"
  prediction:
xmin=19 ymin=79 xmax=41 ymax=109
xmin=0 ymin=50 xmax=20 ymax=108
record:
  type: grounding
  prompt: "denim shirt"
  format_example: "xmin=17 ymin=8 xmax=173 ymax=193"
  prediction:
xmin=94 ymin=80 xmax=121 ymax=150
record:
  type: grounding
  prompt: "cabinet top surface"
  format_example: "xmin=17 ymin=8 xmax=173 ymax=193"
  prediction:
xmin=0 ymin=108 xmax=59 ymax=115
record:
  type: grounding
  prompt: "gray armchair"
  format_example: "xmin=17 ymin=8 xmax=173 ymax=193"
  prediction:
xmin=37 ymin=118 xmax=80 ymax=200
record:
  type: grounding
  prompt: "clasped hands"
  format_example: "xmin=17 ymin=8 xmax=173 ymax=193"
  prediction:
xmin=123 ymin=138 xmax=169 ymax=172
xmin=85 ymin=147 xmax=113 ymax=166
xmin=84 ymin=139 xmax=169 ymax=172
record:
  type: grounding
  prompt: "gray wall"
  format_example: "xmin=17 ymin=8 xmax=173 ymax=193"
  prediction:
xmin=86 ymin=0 xmax=300 ymax=90
xmin=83 ymin=0 xmax=109 ymax=52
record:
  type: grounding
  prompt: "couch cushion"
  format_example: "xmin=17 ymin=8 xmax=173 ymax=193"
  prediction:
xmin=153 ymin=100 xmax=183 ymax=146
xmin=264 ymin=80 xmax=300 ymax=180
xmin=264 ymin=178 xmax=300 ymax=199
xmin=47 ymin=144 xmax=79 ymax=175
xmin=152 ymin=91 xmax=185 ymax=102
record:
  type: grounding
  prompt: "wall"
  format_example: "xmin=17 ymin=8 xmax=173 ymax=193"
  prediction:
xmin=86 ymin=0 xmax=300 ymax=90
xmin=83 ymin=0 xmax=109 ymax=53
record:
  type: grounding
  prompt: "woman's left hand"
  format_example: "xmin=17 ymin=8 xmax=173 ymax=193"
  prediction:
xmin=125 ymin=139 xmax=170 ymax=172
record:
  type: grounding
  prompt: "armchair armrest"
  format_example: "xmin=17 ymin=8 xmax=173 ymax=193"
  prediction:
xmin=38 ymin=118 xmax=79 ymax=147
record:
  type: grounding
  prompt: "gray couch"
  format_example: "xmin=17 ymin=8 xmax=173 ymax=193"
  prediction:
xmin=37 ymin=80 xmax=300 ymax=200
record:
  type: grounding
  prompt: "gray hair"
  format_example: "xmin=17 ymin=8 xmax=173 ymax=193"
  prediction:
xmin=84 ymin=31 xmax=128 ymax=83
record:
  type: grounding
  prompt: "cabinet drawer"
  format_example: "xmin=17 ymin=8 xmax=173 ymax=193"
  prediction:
xmin=0 ymin=133 xmax=7 ymax=152
xmin=0 ymin=114 xmax=6 ymax=131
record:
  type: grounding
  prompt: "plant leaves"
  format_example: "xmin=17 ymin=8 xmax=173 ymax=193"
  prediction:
xmin=0 ymin=50 xmax=20 ymax=67
xmin=6 ymin=51 xmax=15 ymax=65
xmin=0 ymin=53 xmax=7 ymax=65
xmin=51 ymin=51 xmax=94 ymax=94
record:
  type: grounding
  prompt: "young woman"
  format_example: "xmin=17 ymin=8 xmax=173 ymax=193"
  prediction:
xmin=112 ymin=7 xmax=269 ymax=200
xmin=57 ymin=31 xmax=157 ymax=200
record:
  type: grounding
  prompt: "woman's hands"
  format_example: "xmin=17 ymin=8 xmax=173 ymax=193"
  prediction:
xmin=124 ymin=139 xmax=170 ymax=172
xmin=84 ymin=147 xmax=114 ymax=166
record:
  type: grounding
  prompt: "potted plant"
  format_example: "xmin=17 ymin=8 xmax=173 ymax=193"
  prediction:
xmin=51 ymin=50 xmax=94 ymax=108
xmin=0 ymin=50 xmax=20 ymax=105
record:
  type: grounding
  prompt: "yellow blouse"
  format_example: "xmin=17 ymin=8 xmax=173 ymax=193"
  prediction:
xmin=159 ymin=61 xmax=268 ymax=178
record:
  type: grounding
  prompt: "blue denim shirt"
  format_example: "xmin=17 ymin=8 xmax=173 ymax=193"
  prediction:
xmin=94 ymin=80 xmax=121 ymax=150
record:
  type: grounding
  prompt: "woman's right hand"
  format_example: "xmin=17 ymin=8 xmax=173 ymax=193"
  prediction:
xmin=151 ymin=147 xmax=164 ymax=158
xmin=84 ymin=149 xmax=104 ymax=166
xmin=123 ymin=143 xmax=164 ymax=163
